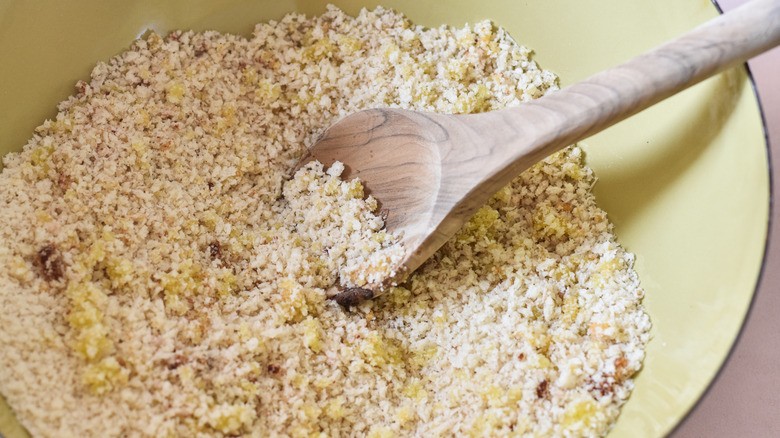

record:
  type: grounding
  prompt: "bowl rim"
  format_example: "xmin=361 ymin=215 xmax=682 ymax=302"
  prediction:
xmin=0 ymin=1 xmax=773 ymax=436
xmin=670 ymin=0 xmax=776 ymax=435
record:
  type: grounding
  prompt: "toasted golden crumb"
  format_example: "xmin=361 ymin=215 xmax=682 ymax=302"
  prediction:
xmin=0 ymin=6 xmax=648 ymax=438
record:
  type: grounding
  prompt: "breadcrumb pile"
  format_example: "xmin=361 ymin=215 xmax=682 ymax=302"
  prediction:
xmin=0 ymin=6 xmax=650 ymax=438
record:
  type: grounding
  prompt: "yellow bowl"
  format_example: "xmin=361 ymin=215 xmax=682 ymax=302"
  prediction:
xmin=0 ymin=1 xmax=769 ymax=436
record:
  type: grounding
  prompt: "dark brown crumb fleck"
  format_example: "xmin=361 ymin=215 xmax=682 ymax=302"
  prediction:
xmin=536 ymin=379 xmax=549 ymax=399
xmin=75 ymin=80 xmax=88 ymax=95
xmin=194 ymin=42 xmax=208 ymax=57
xmin=267 ymin=364 xmax=281 ymax=374
xmin=167 ymin=354 xmax=186 ymax=370
xmin=57 ymin=172 xmax=72 ymax=190
xmin=334 ymin=287 xmax=374 ymax=307
xmin=517 ymin=352 xmax=525 ymax=361
xmin=589 ymin=377 xmax=615 ymax=397
xmin=34 ymin=243 xmax=64 ymax=282
xmin=207 ymin=241 xmax=222 ymax=260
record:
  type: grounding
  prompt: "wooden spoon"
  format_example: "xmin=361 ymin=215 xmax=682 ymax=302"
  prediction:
xmin=296 ymin=0 xmax=780 ymax=306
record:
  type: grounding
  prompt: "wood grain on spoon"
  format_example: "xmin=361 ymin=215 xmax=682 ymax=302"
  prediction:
xmin=296 ymin=0 xmax=780 ymax=305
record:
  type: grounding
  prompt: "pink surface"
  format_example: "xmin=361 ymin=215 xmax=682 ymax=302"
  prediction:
xmin=670 ymin=0 xmax=780 ymax=436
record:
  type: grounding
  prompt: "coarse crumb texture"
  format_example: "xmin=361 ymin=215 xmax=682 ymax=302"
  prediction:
xmin=0 ymin=5 xmax=650 ymax=438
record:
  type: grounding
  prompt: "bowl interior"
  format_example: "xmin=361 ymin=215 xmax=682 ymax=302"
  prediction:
xmin=0 ymin=1 xmax=768 ymax=437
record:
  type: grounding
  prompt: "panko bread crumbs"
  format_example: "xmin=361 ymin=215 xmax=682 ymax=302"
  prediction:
xmin=0 ymin=6 xmax=649 ymax=438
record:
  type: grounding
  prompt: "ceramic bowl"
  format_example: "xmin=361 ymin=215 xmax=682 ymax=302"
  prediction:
xmin=0 ymin=1 xmax=769 ymax=436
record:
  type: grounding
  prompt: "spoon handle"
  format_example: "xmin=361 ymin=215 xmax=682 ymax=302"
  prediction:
xmin=478 ymin=0 xmax=780 ymax=183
